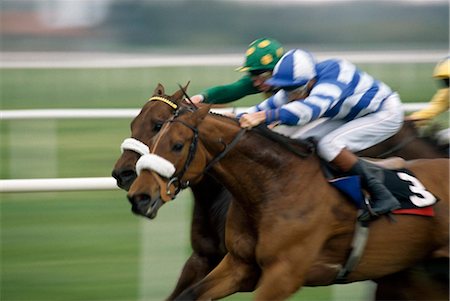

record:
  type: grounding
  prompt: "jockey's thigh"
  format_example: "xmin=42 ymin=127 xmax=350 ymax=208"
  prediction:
xmin=273 ymin=118 xmax=339 ymax=139
xmin=316 ymin=93 xmax=404 ymax=162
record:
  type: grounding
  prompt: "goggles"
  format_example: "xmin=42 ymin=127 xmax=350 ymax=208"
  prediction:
xmin=249 ymin=70 xmax=272 ymax=79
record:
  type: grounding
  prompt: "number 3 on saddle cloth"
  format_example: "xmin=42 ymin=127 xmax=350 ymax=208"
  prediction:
xmin=326 ymin=165 xmax=438 ymax=217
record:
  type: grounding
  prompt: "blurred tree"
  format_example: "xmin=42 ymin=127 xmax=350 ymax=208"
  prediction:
xmin=103 ymin=0 xmax=448 ymax=51
xmin=1 ymin=0 xmax=448 ymax=52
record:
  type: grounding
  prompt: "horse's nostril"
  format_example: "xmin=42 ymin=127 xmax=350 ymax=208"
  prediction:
xmin=121 ymin=170 xmax=136 ymax=179
xmin=112 ymin=168 xmax=136 ymax=182
xmin=128 ymin=193 xmax=151 ymax=206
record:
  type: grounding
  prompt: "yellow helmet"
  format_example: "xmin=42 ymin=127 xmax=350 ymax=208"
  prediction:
xmin=433 ymin=57 xmax=450 ymax=78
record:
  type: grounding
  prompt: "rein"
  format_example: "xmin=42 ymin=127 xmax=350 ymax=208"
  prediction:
xmin=204 ymin=127 xmax=246 ymax=173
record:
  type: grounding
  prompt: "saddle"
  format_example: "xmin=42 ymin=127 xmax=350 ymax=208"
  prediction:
xmin=323 ymin=157 xmax=438 ymax=218
xmin=328 ymin=157 xmax=439 ymax=282
xmin=251 ymin=126 xmax=438 ymax=217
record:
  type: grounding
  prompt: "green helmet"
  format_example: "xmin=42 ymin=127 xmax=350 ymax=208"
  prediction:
xmin=236 ymin=38 xmax=284 ymax=72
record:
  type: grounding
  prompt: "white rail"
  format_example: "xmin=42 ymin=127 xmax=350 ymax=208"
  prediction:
xmin=0 ymin=177 xmax=118 ymax=193
xmin=1 ymin=50 xmax=446 ymax=69
xmin=0 ymin=104 xmax=428 ymax=120
xmin=0 ymin=103 xmax=437 ymax=193
xmin=0 ymin=109 xmax=140 ymax=120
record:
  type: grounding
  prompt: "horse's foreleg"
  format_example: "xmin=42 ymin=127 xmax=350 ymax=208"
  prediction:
xmin=174 ymin=253 xmax=260 ymax=301
xmin=166 ymin=252 xmax=220 ymax=301
xmin=254 ymin=229 xmax=327 ymax=300
xmin=253 ymin=259 xmax=306 ymax=301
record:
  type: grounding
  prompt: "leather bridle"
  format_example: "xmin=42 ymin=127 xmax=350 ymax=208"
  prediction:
xmin=145 ymin=114 xmax=246 ymax=201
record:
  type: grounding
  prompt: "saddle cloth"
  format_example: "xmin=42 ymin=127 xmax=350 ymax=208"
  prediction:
xmin=328 ymin=168 xmax=438 ymax=217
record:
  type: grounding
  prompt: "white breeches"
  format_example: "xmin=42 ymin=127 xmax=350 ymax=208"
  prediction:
xmin=274 ymin=93 xmax=404 ymax=162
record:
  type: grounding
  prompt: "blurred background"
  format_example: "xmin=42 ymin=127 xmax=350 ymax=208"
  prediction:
xmin=1 ymin=0 xmax=448 ymax=52
xmin=1 ymin=0 xmax=448 ymax=300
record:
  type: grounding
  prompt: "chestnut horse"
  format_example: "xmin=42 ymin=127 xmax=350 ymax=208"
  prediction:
xmin=125 ymin=105 xmax=449 ymax=301
xmin=112 ymin=84 xmax=448 ymax=300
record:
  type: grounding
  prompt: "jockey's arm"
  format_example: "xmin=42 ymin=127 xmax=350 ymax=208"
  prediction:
xmin=406 ymin=87 xmax=449 ymax=121
xmin=195 ymin=75 xmax=260 ymax=105
xmin=264 ymin=82 xmax=341 ymax=126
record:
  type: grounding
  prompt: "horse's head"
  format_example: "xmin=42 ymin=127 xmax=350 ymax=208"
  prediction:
xmin=112 ymin=83 xmax=188 ymax=191
xmin=127 ymin=105 xmax=232 ymax=219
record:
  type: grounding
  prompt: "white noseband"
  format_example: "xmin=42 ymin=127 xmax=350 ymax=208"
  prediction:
xmin=136 ymin=154 xmax=176 ymax=178
xmin=121 ymin=138 xmax=150 ymax=156
xmin=121 ymin=137 xmax=176 ymax=178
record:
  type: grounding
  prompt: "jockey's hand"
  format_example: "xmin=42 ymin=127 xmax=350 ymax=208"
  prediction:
xmin=188 ymin=94 xmax=204 ymax=104
xmin=239 ymin=111 xmax=266 ymax=129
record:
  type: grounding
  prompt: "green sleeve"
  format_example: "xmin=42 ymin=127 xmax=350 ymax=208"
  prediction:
xmin=201 ymin=75 xmax=260 ymax=104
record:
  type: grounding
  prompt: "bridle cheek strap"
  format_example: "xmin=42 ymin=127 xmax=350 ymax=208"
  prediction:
xmin=153 ymin=171 xmax=177 ymax=202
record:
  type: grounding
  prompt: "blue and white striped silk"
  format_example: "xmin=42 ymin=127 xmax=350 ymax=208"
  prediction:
xmin=250 ymin=59 xmax=393 ymax=126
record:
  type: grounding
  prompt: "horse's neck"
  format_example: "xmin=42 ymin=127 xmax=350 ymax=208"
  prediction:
xmin=197 ymin=116 xmax=358 ymax=251
xmin=191 ymin=174 xmax=231 ymax=213
xmin=199 ymin=116 xmax=320 ymax=206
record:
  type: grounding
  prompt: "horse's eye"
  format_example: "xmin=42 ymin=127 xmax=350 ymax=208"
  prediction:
xmin=172 ymin=143 xmax=184 ymax=152
xmin=152 ymin=122 xmax=163 ymax=132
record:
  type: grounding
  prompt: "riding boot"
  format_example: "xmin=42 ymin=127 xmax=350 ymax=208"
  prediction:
xmin=349 ymin=159 xmax=401 ymax=221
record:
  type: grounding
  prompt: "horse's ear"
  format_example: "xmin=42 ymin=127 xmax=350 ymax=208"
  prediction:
xmin=192 ymin=104 xmax=210 ymax=125
xmin=183 ymin=81 xmax=190 ymax=92
xmin=153 ymin=83 xmax=165 ymax=96
xmin=171 ymin=81 xmax=190 ymax=101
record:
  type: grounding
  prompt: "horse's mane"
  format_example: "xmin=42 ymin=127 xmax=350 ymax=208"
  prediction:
xmin=251 ymin=124 xmax=315 ymax=157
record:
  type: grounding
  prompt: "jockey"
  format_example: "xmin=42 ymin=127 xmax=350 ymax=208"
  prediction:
xmin=406 ymin=57 xmax=449 ymax=123
xmin=239 ymin=49 xmax=404 ymax=221
xmin=190 ymin=38 xmax=284 ymax=104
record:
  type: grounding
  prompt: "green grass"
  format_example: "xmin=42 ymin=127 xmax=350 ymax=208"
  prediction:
xmin=0 ymin=63 xmax=446 ymax=300
xmin=1 ymin=192 xmax=140 ymax=301
xmin=0 ymin=63 xmax=439 ymax=110
xmin=1 ymin=190 xmax=199 ymax=301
